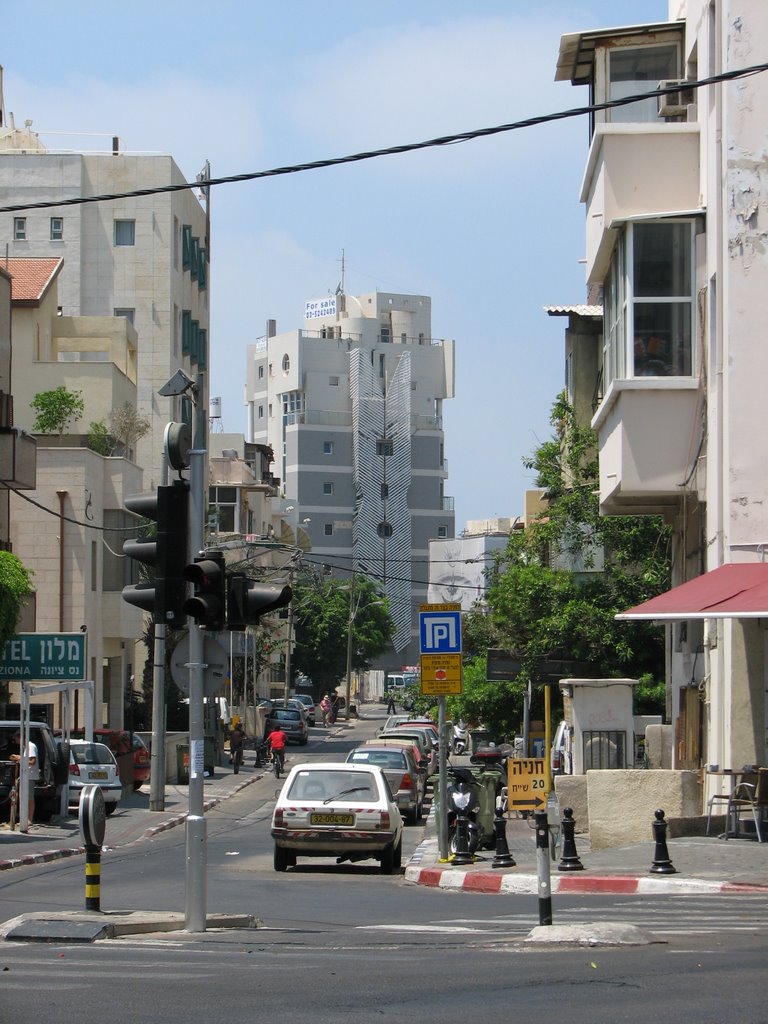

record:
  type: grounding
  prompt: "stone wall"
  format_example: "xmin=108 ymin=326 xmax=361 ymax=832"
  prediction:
xmin=586 ymin=769 xmax=702 ymax=850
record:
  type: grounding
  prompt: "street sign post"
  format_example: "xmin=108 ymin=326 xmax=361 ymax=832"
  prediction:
xmin=0 ymin=633 xmax=86 ymax=680
xmin=506 ymin=757 xmax=549 ymax=812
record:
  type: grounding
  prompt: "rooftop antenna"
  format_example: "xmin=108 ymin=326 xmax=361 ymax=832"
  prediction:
xmin=336 ymin=248 xmax=346 ymax=296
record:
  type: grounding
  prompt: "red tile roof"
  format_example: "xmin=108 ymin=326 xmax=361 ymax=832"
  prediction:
xmin=6 ymin=257 xmax=63 ymax=305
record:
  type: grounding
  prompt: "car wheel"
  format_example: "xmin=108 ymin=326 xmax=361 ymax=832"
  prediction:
xmin=105 ymin=803 xmax=117 ymax=816
xmin=274 ymin=845 xmax=291 ymax=872
xmin=407 ymin=804 xmax=421 ymax=825
xmin=381 ymin=839 xmax=399 ymax=874
xmin=393 ymin=836 xmax=402 ymax=870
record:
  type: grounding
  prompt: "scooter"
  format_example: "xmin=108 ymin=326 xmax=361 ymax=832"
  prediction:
xmin=446 ymin=764 xmax=482 ymax=855
xmin=452 ymin=720 xmax=470 ymax=755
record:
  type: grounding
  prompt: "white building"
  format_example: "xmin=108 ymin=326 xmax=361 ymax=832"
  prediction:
xmin=427 ymin=519 xmax=514 ymax=609
xmin=246 ymin=292 xmax=455 ymax=664
xmin=554 ymin=1 xmax=768 ymax=790
xmin=0 ymin=102 xmax=210 ymax=487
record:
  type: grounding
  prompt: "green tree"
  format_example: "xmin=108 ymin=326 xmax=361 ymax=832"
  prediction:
xmin=0 ymin=551 xmax=33 ymax=704
xmin=292 ymin=575 xmax=393 ymax=691
xmin=31 ymin=386 xmax=85 ymax=439
xmin=86 ymin=404 xmax=151 ymax=458
xmin=455 ymin=393 xmax=671 ymax=737
xmin=86 ymin=420 xmax=111 ymax=456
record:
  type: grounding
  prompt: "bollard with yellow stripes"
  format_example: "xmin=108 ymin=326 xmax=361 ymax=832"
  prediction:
xmin=79 ymin=785 xmax=107 ymax=911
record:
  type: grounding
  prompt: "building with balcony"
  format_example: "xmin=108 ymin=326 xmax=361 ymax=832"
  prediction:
xmin=555 ymin=2 xmax=768 ymax=786
xmin=245 ymin=291 xmax=455 ymax=665
xmin=0 ymin=103 xmax=210 ymax=488
xmin=4 ymin=256 xmax=143 ymax=728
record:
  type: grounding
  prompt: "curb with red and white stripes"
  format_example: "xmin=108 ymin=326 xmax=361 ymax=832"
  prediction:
xmin=403 ymin=864 xmax=768 ymax=895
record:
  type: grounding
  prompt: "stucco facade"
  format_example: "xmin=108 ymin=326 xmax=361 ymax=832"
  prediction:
xmin=556 ymin=1 xmax=768 ymax=807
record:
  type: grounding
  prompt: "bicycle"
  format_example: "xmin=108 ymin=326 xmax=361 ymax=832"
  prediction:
xmin=271 ymin=748 xmax=285 ymax=779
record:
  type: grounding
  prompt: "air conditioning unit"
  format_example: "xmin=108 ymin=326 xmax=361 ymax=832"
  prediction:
xmin=657 ymin=80 xmax=696 ymax=118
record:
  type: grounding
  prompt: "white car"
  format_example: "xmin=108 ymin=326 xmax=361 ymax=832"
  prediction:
xmin=271 ymin=761 xmax=403 ymax=873
xmin=68 ymin=740 xmax=122 ymax=815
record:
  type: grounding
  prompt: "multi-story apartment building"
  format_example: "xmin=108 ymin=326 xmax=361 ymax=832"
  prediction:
xmin=0 ymin=106 xmax=209 ymax=487
xmin=554 ymin=2 xmax=768 ymax=797
xmin=245 ymin=291 xmax=455 ymax=665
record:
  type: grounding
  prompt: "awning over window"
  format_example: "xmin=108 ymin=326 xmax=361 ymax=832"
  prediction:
xmin=616 ymin=564 xmax=768 ymax=621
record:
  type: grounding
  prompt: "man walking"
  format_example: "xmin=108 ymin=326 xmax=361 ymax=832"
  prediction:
xmin=386 ymin=691 xmax=397 ymax=715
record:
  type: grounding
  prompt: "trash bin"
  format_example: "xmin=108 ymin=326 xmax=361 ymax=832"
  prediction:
xmin=176 ymin=744 xmax=190 ymax=785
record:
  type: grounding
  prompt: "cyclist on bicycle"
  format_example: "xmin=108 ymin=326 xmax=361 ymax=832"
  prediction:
xmin=267 ymin=726 xmax=288 ymax=774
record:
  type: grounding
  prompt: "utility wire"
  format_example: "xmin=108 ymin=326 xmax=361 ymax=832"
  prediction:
xmin=1 ymin=478 xmax=143 ymax=532
xmin=0 ymin=64 xmax=765 ymax=215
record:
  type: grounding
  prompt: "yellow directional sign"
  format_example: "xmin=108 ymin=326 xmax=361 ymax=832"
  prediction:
xmin=506 ymin=757 xmax=548 ymax=811
xmin=420 ymin=652 xmax=463 ymax=695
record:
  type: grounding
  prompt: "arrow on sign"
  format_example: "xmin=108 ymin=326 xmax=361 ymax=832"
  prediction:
xmin=510 ymin=796 xmax=546 ymax=808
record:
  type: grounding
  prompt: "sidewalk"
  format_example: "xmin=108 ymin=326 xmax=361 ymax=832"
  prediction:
xmin=404 ymin=808 xmax=768 ymax=895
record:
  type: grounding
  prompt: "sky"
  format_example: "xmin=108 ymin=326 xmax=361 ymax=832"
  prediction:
xmin=3 ymin=0 xmax=669 ymax=530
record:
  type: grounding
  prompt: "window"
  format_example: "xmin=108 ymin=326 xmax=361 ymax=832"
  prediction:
xmin=323 ymin=482 xmax=334 ymax=495
xmin=323 ymin=441 xmax=334 ymax=455
xmin=381 ymin=483 xmax=389 ymax=499
xmin=607 ymin=44 xmax=679 ymax=123
xmin=258 ymin=405 xmax=264 ymax=419
xmin=437 ymin=526 xmax=448 ymax=539
xmin=182 ymin=224 xmax=192 ymax=268
xmin=114 ymin=220 xmax=135 ymax=246
xmin=50 ymin=217 xmax=63 ymax=241
xmin=209 ymin=486 xmax=237 ymax=534
xmin=329 ymin=375 xmax=340 ymax=386
xmin=258 ymin=365 xmax=264 ymax=380
xmin=377 ymin=439 xmax=394 ymax=457
xmin=377 ymin=521 xmax=393 ymax=539
xmin=114 ymin=308 xmax=135 ymax=325
xmin=282 ymin=354 xmax=290 ymax=373
xmin=324 ymin=523 xmax=334 ymax=536
xmin=173 ymin=216 xmax=179 ymax=269
xmin=13 ymin=218 xmax=26 ymax=240
xmin=604 ymin=220 xmax=695 ymax=386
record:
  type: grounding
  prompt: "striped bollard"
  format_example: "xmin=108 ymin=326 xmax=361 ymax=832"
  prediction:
xmin=79 ymin=785 xmax=107 ymax=911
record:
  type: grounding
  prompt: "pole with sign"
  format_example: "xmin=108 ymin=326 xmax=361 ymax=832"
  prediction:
xmin=419 ymin=603 xmax=462 ymax=862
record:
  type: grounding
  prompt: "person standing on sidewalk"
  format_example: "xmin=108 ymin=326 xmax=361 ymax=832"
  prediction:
xmin=10 ymin=730 xmax=39 ymax=825
xmin=320 ymin=694 xmax=331 ymax=727
xmin=386 ymin=691 xmax=397 ymax=715
xmin=229 ymin=722 xmax=246 ymax=774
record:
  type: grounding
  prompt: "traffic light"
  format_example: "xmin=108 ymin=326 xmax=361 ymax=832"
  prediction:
xmin=226 ymin=575 xmax=292 ymax=630
xmin=122 ymin=481 xmax=189 ymax=627
xmin=184 ymin=551 xmax=226 ymax=630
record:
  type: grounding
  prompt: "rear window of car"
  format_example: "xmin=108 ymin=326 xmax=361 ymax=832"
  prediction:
xmin=71 ymin=743 xmax=114 ymax=766
xmin=271 ymin=710 xmax=301 ymax=722
xmin=287 ymin=769 xmax=379 ymax=803
xmin=350 ymin=750 xmax=406 ymax=769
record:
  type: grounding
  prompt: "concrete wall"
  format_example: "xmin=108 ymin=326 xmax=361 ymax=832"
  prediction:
xmin=587 ymin=769 xmax=702 ymax=850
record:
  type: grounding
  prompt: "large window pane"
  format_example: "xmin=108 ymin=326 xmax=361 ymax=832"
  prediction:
xmin=633 ymin=222 xmax=691 ymax=297
xmin=609 ymin=44 xmax=679 ymax=123
xmin=633 ymin=302 xmax=692 ymax=376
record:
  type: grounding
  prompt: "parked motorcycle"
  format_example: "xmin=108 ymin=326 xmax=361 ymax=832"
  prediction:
xmin=446 ymin=764 xmax=483 ymax=855
xmin=451 ymin=720 xmax=470 ymax=756
xmin=446 ymin=744 xmax=511 ymax=855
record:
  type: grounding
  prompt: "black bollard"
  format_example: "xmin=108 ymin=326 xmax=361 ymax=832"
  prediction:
xmin=85 ymin=849 xmax=102 ymax=911
xmin=557 ymin=807 xmax=584 ymax=871
xmin=491 ymin=803 xmax=515 ymax=868
xmin=649 ymin=808 xmax=677 ymax=874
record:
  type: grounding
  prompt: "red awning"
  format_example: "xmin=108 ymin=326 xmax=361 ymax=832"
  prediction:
xmin=616 ymin=563 xmax=768 ymax=621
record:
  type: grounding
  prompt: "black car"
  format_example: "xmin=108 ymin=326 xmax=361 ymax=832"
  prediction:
xmin=0 ymin=720 xmax=70 ymax=822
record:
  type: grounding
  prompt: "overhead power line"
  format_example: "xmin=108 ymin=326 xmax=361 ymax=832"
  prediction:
xmin=0 ymin=63 xmax=765 ymax=215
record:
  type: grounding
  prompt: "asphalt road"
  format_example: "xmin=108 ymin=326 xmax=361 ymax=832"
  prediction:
xmin=1 ymin=712 xmax=768 ymax=1022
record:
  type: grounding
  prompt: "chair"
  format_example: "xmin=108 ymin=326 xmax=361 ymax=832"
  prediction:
xmin=725 ymin=768 xmax=768 ymax=842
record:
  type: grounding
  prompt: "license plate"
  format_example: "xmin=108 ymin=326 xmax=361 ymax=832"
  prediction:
xmin=90 ymin=771 xmax=108 ymax=780
xmin=310 ymin=812 xmax=354 ymax=826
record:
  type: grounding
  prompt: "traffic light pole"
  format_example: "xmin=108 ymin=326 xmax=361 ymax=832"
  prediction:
xmin=185 ymin=376 xmax=207 ymax=933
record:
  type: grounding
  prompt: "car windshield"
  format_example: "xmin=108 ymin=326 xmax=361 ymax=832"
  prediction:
xmin=272 ymin=710 xmax=300 ymax=721
xmin=288 ymin=769 xmax=378 ymax=803
xmin=71 ymin=743 xmax=114 ymax=766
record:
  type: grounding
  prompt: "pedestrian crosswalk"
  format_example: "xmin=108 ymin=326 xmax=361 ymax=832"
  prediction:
xmin=416 ymin=894 xmax=768 ymax=941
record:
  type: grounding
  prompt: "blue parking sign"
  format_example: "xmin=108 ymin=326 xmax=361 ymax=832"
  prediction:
xmin=419 ymin=610 xmax=462 ymax=654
